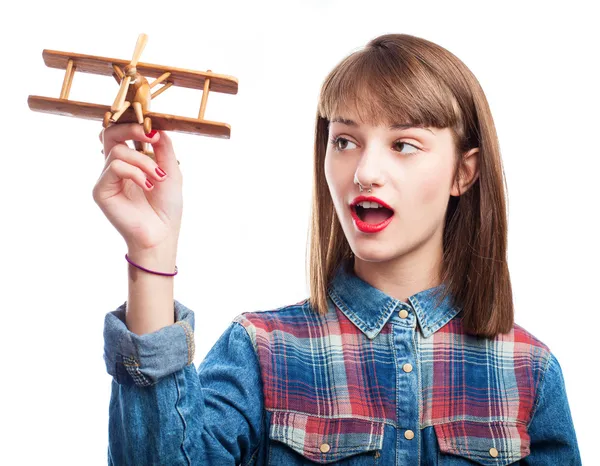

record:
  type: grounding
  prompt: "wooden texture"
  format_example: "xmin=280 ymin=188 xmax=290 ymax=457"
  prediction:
xmin=41 ymin=49 xmax=238 ymax=94
xmin=150 ymin=71 xmax=171 ymax=89
xmin=112 ymin=63 xmax=124 ymax=80
xmin=28 ymin=96 xmax=231 ymax=138
xmin=60 ymin=59 xmax=75 ymax=99
xmin=111 ymin=100 xmax=131 ymax=121
xmin=151 ymin=82 xmax=173 ymax=99
xmin=112 ymin=75 xmax=131 ymax=111
xmin=130 ymin=34 xmax=148 ymax=67
xmin=198 ymin=69 xmax=212 ymax=120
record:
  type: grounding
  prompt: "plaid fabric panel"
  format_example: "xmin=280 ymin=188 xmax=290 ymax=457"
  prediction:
xmin=269 ymin=410 xmax=385 ymax=462
xmin=233 ymin=299 xmax=396 ymax=423
xmin=434 ymin=420 xmax=529 ymax=464
xmin=234 ymin=296 xmax=551 ymax=463
xmin=420 ymin=312 xmax=551 ymax=460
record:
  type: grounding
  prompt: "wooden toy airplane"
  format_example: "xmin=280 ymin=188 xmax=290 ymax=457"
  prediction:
xmin=28 ymin=33 xmax=238 ymax=159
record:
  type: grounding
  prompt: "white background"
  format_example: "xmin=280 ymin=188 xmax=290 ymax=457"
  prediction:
xmin=2 ymin=0 xmax=597 ymax=463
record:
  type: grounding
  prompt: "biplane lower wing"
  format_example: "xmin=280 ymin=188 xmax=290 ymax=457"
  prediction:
xmin=28 ymin=96 xmax=231 ymax=139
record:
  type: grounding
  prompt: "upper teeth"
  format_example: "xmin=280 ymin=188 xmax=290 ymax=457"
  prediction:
xmin=357 ymin=201 xmax=383 ymax=209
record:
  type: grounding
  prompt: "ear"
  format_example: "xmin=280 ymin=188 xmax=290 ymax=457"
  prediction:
xmin=451 ymin=147 xmax=480 ymax=196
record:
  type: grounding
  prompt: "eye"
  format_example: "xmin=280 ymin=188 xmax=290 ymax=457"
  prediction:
xmin=329 ymin=136 xmax=420 ymax=155
xmin=394 ymin=141 xmax=420 ymax=155
xmin=329 ymin=136 xmax=357 ymax=152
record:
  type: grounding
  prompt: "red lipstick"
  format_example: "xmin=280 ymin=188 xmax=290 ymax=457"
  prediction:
xmin=351 ymin=196 xmax=394 ymax=210
xmin=349 ymin=196 xmax=395 ymax=233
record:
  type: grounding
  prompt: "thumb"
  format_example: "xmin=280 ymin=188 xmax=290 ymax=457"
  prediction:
xmin=150 ymin=130 xmax=179 ymax=173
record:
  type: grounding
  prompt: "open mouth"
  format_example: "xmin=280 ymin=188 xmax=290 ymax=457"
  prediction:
xmin=353 ymin=205 xmax=394 ymax=224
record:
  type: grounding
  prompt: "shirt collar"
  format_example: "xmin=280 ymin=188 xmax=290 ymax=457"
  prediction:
xmin=326 ymin=258 xmax=460 ymax=339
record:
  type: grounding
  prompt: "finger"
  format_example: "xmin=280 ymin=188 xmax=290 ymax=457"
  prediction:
xmin=149 ymin=130 xmax=179 ymax=173
xmin=99 ymin=125 xmax=113 ymax=146
xmin=93 ymin=159 xmax=156 ymax=202
xmin=102 ymin=123 xmax=157 ymax=160
xmin=104 ymin=143 xmax=168 ymax=184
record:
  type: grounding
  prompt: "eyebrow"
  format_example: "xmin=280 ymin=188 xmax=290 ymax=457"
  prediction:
xmin=330 ymin=117 xmax=434 ymax=135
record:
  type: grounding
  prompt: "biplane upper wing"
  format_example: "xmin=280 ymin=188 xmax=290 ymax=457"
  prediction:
xmin=39 ymin=49 xmax=238 ymax=94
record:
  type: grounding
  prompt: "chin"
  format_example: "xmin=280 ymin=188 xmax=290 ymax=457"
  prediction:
xmin=350 ymin=247 xmax=398 ymax=263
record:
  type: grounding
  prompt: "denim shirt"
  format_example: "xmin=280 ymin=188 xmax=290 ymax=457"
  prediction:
xmin=104 ymin=258 xmax=581 ymax=465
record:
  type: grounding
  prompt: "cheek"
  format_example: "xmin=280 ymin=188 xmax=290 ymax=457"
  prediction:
xmin=411 ymin=167 xmax=451 ymax=210
xmin=413 ymin=155 xmax=454 ymax=204
xmin=419 ymin=175 xmax=443 ymax=203
xmin=324 ymin=156 xmax=335 ymax=197
xmin=405 ymin=172 xmax=449 ymax=231
xmin=324 ymin=152 xmax=347 ymax=195
xmin=324 ymin=154 xmax=342 ymax=207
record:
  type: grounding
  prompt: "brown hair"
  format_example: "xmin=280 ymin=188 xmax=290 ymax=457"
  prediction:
xmin=306 ymin=33 xmax=513 ymax=339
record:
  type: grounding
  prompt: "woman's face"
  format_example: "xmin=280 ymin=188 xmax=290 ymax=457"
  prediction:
xmin=324 ymin=110 xmax=478 ymax=266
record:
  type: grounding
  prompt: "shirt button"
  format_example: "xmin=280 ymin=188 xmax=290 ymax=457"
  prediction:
xmin=320 ymin=443 xmax=331 ymax=453
xmin=404 ymin=429 xmax=415 ymax=440
xmin=489 ymin=447 xmax=498 ymax=457
xmin=399 ymin=309 xmax=409 ymax=318
xmin=403 ymin=363 xmax=413 ymax=373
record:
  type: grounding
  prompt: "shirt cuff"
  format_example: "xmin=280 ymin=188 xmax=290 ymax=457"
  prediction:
xmin=103 ymin=299 xmax=195 ymax=387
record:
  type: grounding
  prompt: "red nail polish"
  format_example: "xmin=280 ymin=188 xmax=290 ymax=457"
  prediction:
xmin=146 ymin=129 xmax=157 ymax=138
xmin=145 ymin=179 xmax=154 ymax=189
xmin=156 ymin=167 xmax=166 ymax=177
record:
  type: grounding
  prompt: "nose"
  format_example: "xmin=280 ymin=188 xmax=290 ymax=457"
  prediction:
xmin=353 ymin=152 xmax=384 ymax=191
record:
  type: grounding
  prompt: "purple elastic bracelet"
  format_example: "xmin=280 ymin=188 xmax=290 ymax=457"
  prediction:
xmin=125 ymin=253 xmax=178 ymax=276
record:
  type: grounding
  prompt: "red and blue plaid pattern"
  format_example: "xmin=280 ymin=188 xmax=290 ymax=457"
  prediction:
xmin=234 ymin=301 xmax=394 ymax=461
xmin=235 ymin=302 xmax=395 ymax=420
xmin=420 ymin=315 xmax=550 ymax=462
xmin=233 ymin=258 xmax=551 ymax=462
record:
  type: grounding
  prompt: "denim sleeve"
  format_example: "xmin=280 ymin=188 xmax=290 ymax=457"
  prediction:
xmin=524 ymin=352 xmax=582 ymax=465
xmin=104 ymin=300 xmax=196 ymax=386
xmin=104 ymin=300 xmax=264 ymax=465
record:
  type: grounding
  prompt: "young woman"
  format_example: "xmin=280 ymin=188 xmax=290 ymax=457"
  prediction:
xmin=98 ymin=33 xmax=581 ymax=465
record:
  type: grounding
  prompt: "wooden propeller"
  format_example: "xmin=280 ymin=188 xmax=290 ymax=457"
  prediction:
xmin=111 ymin=33 xmax=148 ymax=112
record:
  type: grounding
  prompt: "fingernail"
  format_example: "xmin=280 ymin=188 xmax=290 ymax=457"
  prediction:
xmin=156 ymin=167 xmax=167 ymax=177
xmin=145 ymin=129 xmax=158 ymax=138
xmin=145 ymin=179 xmax=154 ymax=189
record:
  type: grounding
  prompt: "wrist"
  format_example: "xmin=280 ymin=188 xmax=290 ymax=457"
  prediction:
xmin=127 ymin=244 xmax=178 ymax=274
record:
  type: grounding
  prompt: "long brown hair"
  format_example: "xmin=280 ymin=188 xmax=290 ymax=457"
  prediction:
xmin=306 ymin=33 xmax=513 ymax=339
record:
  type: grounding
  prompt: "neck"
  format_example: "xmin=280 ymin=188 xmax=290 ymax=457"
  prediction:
xmin=351 ymin=234 xmax=443 ymax=303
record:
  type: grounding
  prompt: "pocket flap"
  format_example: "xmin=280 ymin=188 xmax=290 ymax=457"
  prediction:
xmin=269 ymin=411 xmax=385 ymax=464
xmin=434 ymin=420 xmax=530 ymax=465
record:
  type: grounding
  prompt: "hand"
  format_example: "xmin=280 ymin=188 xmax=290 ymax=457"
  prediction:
xmin=92 ymin=123 xmax=183 ymax=253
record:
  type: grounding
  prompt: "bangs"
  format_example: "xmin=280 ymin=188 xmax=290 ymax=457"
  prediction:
xmin=317 ymin=44 xmax=461 ymax=130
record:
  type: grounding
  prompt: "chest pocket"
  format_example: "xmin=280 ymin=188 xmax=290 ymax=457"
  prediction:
xmin=434 ymin=420 xmax=530 ymax=465
xmin=267 ymin=411 xmax=385 ymax=465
